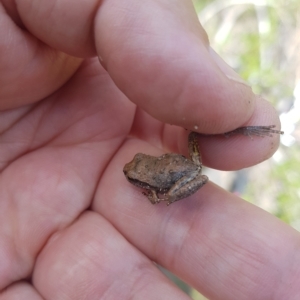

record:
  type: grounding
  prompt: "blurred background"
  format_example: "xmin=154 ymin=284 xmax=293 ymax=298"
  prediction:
xmin=166 ymin=0 xmax=300 ymax=298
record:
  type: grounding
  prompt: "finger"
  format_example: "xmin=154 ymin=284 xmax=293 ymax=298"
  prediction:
xmin=0 ymin=2 xmax=82 ymax=110
xmin=14 ymin=0 xmax=98 ymax=57
xmin=17 ymin=0 xmax=257 ymax=132
xmin=0 ymin=59 xmax=132 ymax=171
xmin=95 ymin=0 xmax=256 ymax=133
xmin=0 ymin=146 xmax=100 ymax=289
xmin=32 ymin=212 xmax=190 ymax=300
xmin=196 ymin=97 xmax=282 ymax=169
xmin=130 ymin=98 xmax=281 ymax=171
xmin=0 ymin=282 xmax=42 ymax=300
xmin=94 ymin=142 xmax=300 ymax=300
xmin=0 ymin=60 xmax=133 ymax=289
xmin=175 ymin=97 xmax=282 ymax=170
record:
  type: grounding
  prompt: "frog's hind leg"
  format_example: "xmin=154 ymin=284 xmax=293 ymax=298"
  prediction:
xmin=143 ymin=189 xmax=179 ymax=205
xmin=223 ymin=125 xmax=283 ymax=138
xmin=166 ymin=173 xmax=208 ymax=205
xmin=188 ymin=132 xmax=202 ymax=167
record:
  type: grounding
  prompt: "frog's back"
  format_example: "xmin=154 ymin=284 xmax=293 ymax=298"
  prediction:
xmin=123 ymin=152 xmax=199 ymax=192
xmin=150 ymin=153 xmax=199 ymax=189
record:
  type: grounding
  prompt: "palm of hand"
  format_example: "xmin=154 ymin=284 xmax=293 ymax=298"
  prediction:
xmin=2 ymin=59 xmax=177 ymax=298
xmin=2 ymin=58 xmax=298 ymax=300
xmin=1 ymin=1 xmax=299 ymax=298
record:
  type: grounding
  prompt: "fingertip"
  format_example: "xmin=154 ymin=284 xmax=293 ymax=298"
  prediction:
xmin=198 ymin=97 xmax=282 ymax=170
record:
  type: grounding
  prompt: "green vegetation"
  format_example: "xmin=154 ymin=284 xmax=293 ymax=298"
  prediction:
xmin=193 ymin=0 xmax=300 ymax=230
xmin=187 ymin=1 xmax=300 ymax=298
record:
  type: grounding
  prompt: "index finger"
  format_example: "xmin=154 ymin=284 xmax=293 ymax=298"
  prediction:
xmin=94 ymin=143 xmax=300 ymax=300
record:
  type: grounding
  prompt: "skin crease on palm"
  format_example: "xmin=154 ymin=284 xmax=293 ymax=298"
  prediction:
xmin=0 ymin=0 xmax=300 ymax=299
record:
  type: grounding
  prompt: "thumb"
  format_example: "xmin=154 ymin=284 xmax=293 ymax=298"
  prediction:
xmin=94 ymin=0 xmax=256 ymax=133
xmin=17 ymin=0 xmax=260 ymax=133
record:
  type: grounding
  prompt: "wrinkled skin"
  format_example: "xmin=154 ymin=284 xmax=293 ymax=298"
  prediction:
xmin=0 ymin=1 xmax=299 ymax=300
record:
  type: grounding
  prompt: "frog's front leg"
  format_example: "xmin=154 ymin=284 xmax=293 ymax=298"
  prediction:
xmin=165 ymin=171 xmax=208 ymax=205
xmin=143 ymin=189 xmax=161 ymax=204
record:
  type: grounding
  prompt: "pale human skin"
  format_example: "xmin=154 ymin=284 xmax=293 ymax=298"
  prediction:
xmin=1 ymin=1 xmax=299 ymax=299
xmin=123 ymin=128 xmax=282 ymax=205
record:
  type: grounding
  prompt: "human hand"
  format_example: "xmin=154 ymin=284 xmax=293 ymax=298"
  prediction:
xmin=1 ymin=1 xmax=298 ymax=299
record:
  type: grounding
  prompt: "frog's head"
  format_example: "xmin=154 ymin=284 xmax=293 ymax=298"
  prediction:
xmin=123 ymin=153 xmax=148 ymax=179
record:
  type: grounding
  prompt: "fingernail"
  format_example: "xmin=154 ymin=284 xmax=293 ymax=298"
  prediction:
xmin=225 ymin=74 xmax=251 ymax=87
xmin=98 ymin=56 xmax=107 ymax=71
xmin=209 ymin=47 xmax=251 ymax=88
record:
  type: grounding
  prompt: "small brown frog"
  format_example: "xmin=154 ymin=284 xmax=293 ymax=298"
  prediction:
xmin=123 ymin=125 xmax=283 ymax=205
